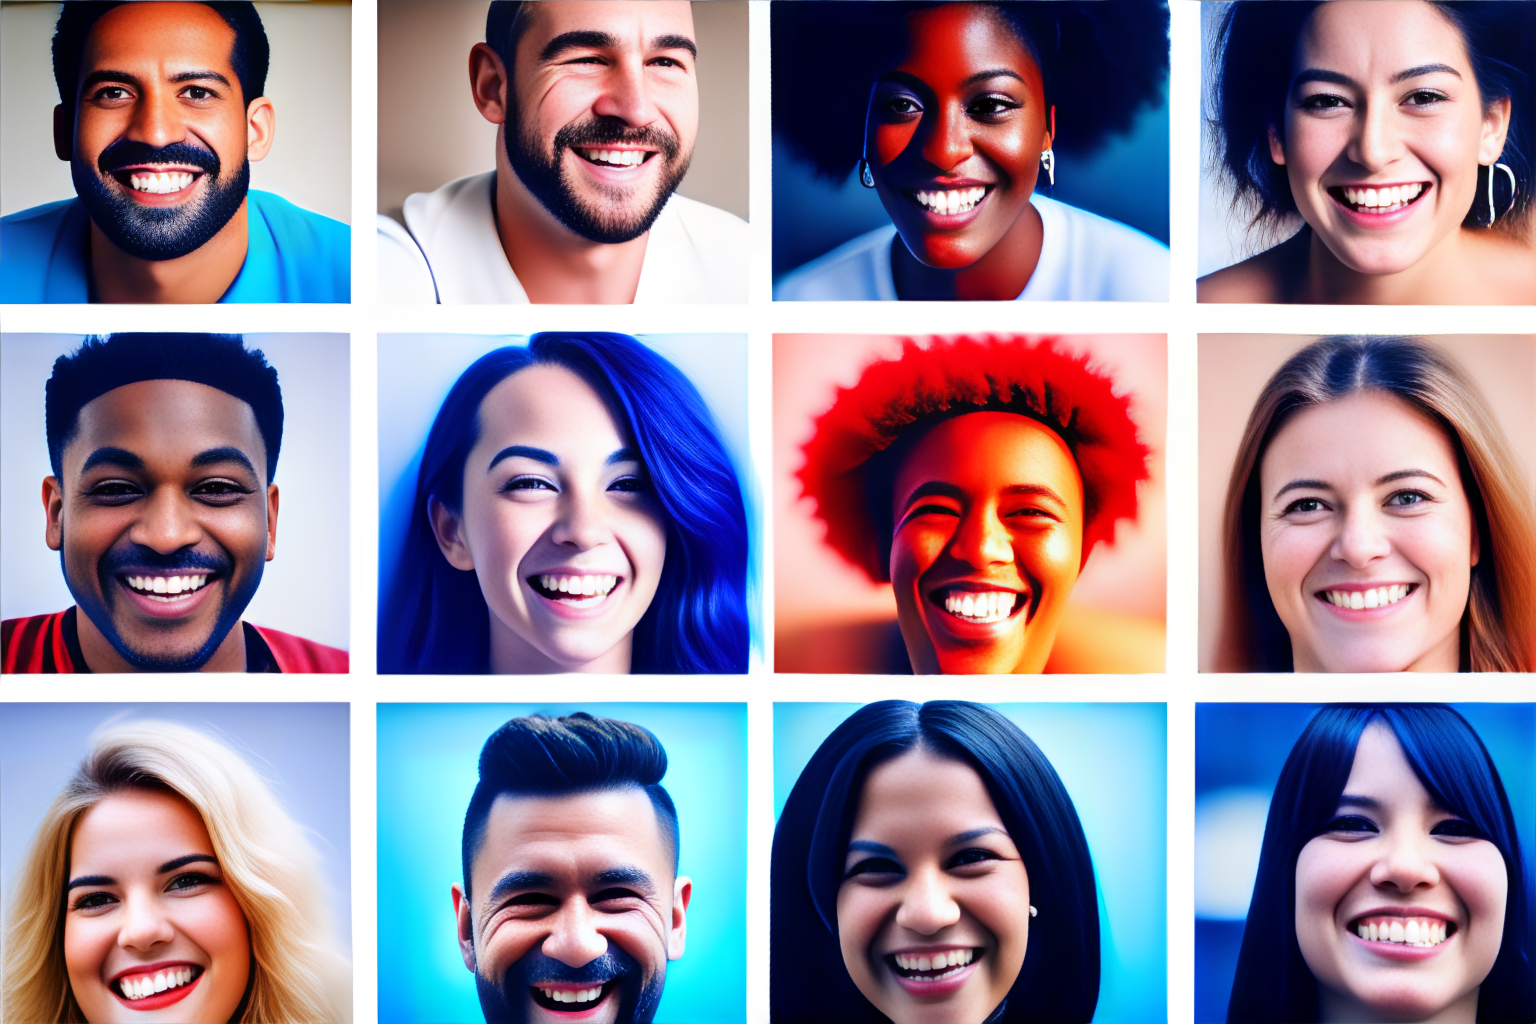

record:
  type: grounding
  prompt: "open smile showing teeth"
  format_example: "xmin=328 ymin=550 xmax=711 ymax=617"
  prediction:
xmin=1320 ymin=584 xmax=1413 ymax=610
xmin=1332 ymin=183 xmax=1426 ymax=213
xmin=116 ymin=966 xmax=199 ymax=1001
xmin=913 ymin=187 xmax=987 ymax=215
xmin=942 ymin=590 xmax=1018 ymax=623
xmin=890 ymin=948 xmax=977 ymax=981
xmin=124 ymin=170 xmax=198 ymax=194
xmin=1353 ymin=916 xmax=1452 ymax=948
xmin=125 ymin=574 xmax=210 ymax=599
xmin=576 ymin=148 xmax=651 ymax=167
xmin=532 ymin=982 xmax=611 ymax=1009
xmin=532 ymin=574 xmax=619 ymax=607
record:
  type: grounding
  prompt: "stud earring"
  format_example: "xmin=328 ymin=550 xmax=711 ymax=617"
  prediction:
xmin=858 ymin=157 xmax=875 ymax=189
xmin=1029 ymin=905 xmax=1038 ymax=918
xmin=1483 ymin=161 xmax=1517 ymax=226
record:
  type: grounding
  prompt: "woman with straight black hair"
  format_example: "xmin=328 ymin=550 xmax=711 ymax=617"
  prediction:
xmin=771 ymin=700 xmax=1099 ymax=1023
xmin=378 ymin=333 xmax=750 ymax=674
xmin=1228 ymin=705 xmax=1534 ymax=1024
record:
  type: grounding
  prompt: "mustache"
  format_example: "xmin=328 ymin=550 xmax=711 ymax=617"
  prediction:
xmin=553 ymin=118 xmax=680 ymax=163
xmin=97 ymin=139 xmax=221 ymax=177
xmin=518 ymin=950 xmax=635 ymax=987
xmin=100 ymin=546 xmax=231 ymax=577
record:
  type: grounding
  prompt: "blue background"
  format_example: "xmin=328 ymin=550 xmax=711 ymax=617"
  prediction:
xmin=377 ymin=703 xmax=747 ymax=1024
xmin=774 ymin=702 xmax=1168 ymax=1024
xmin=1193 ymin=703 xmax=1536 ymax=1023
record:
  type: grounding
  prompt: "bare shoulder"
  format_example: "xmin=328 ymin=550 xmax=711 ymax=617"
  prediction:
xmin=1198 ymin=242 xmax=1296 ymax=303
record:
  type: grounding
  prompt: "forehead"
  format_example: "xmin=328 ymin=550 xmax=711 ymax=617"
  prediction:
xmin=475 ymin=364 xmax=627 ymax=454
xmin=896 ymin=4 xmax=1038 ymax=79
xmin=894 ymin=412 xmax=1083 ymax=507
xmin=1260 ymin=391 xmax=1461 ymax=489
xmin=854 ymin=749 xmax=1004 ymax=834
xmin=519 ymin=1 xmax=695 ymax=51
xmin=1343 ymin=722 xmax=1433 ymax=804
xmin=1298 ymin=1 xmax=1470 ymax=73
xmin=72 ymin=788 xmax=213 ymax=868
xmin=473 ymin=788 xmax=671 ymax=888
xmin=84 ymin=2 xmax=238 ymax=77
xmin=67 ymin=379 xmax=265 ymax=474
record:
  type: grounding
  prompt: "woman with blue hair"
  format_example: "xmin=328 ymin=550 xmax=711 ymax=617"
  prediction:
xmin=1228 ymin=705 xmax=1533 ymax=1023
xmin=771 ymin=701 xmax=1099 ymax=1023
xmin=379 ymin=333 xmax=749 ymax=674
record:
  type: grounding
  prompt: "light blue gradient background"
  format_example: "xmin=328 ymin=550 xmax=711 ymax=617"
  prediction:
xmin=775 ymin=702 xmax=1167 ymax=1024
xmin=377 ymin=703 xmax=746 ymax=1024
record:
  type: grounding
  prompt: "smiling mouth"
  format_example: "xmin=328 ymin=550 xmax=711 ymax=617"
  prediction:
xmin=111 ymin=166 xmax=203 ymax=194
xmin=122 ymin=572 xmax=214 ymax=601
xmin=575 ymin=147 xmax=654 ymax=168
xmin=933 ymin=587 xmax=1024 ymax=624
xmin=888 ymin=948 xmax=979 ymax=982
xmin=531 ymin=981 xmax=615 ymax=1011
xmin=1329 ymin=183 xmax=1427 ymax=214
xmin=1350 ymin=915 xmax=1454 ymax=948
xmin=1317 ymin=584 xmax=1414 ymax=610
xmin=530 ymin=573 xmax=620 ymax=608
xmin=115 ymin=965 xmax=201 ymax=1001
xmin=911 ymin=186 xmax=989 ymax=215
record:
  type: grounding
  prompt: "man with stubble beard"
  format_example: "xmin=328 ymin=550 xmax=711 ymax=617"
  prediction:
xmin=378 ymin=1 xmax=747 ymax=304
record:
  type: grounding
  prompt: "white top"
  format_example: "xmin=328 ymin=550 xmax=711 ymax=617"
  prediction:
xmin=773 ymin=193 xmax=1168 ymax=301
xmin=377 ymin=171 xmax=749 ymax=303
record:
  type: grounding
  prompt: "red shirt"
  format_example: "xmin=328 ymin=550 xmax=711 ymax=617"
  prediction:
xmin=2 ymin=609 xmax=348 ymax=674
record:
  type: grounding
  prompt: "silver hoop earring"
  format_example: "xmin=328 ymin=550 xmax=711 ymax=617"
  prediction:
xmin=1029 ymin=905 xmax=1038 ymax=918
xmin=858 ymin=158 xmax=875 ymax=189
xmin=1486 ymin=161 xmax=1516 ymax=226
xmin=1039 ymin=149 xmax=1055 ymax=189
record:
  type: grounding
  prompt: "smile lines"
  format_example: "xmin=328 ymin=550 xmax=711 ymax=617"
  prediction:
xmin=577 ymin=148 xmax=651 ymax=168
xmin=116 ymin=966 xmax=197 ymax=1000
xmin=1353 ymin=916 xmax=1451 ymax=948
xmin=942 ymin=590 xmax=1017 ymax=623
xmin=1320 ymin=584 xmax=1413 ymax=609
xmin=914 ymin=187 xmax=987 ymax=215
xmin=126 ymin=574 xmax=209 ymax=598
xmin=1333 ymin=183 xmax=1426 ymax=213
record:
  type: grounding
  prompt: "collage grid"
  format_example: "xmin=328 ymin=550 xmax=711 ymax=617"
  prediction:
xmin=2 ymin=2 xmax=1534 ymax=1022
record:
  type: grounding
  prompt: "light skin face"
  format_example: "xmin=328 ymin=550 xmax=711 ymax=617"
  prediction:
xmin=838 ymin=749 xmax=1030 ymax=1024
xmin=889 ymin=413 xmax=1084 ymax=674
xmin=468 ymin=2 xmax=699 ymax=303
xmin=43 ymin=380 xmax=278 ymax=673
xmin=452 ymin=790 xmax=691 ymax=1024
xmin=1295 ymin=723 xmax=1507 ymax=1024
xmin=64 ymin=789 xmax=251 ymax=1024
xmin=869 ymin=4 xmax=1052 ymax=301
xmin=57 ymin=2 xmax=275 ymax=303
xmin=431 ymin=365 xmax=667 ymax=674
xmin=1258 ymin=390 xmax=1478 ymax=673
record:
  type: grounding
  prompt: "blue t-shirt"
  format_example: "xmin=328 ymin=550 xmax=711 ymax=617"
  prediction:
xmin=0 ymin=190 xmax=350 ymax=303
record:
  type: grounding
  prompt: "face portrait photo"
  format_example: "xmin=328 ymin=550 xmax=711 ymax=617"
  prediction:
xmin=1199 ymin=334 xmax=1536 ymax=673
xmin=376 ymin=703 xmax=746 ymax=1024
xmin=1195 ymin=703 xmax=1536 ymax=1024
xmin=775 ymin=334 xmax=1166 ymax=675
xmin=0 ymin=702 xmax=352 ymax=1024
xmin=0 ymin=1 xmax=351 ymax=304
xmin=376 ymin=1 xmax=749 ymax=304
xmin=772 ymin=701 xmax=1166 ymax=1024
xmin=0 ymin=333 xmax=350 ymax=674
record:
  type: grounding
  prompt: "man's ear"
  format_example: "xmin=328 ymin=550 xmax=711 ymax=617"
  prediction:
xmin=246 ymin=95 xmax=276 ymax=162
xmin=265 ymin=484 xmax=279 ymax=561
xmin=53 ymin=104 xmax=71 ymax=161
xmin=469 ymin=42 xmax=511 ymax=125
xmin=43 ymin=477 xmax=64 ymax=551
xmin=452 ymin=883 xmax=479 ymax=974
xmin=1267 ymin=123 xmax=1286 ymax=166
xmin=430 ymin=497 xmax=476 ymax=571
xmin=667 ymin=876 xmax=692 ymax=960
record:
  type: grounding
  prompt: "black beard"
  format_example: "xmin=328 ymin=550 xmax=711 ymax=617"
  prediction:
xmin=65 ymin=541 xmax=262 ymax=672
xmin=474 ymin=947 xmax=664 ymax=1024
xmin=505 ymin=114 xmax=692 ymax=244
xmin=74 ymin=139 xmax=249 ymax=261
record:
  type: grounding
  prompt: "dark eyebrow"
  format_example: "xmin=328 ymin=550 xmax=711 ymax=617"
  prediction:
xmin=963 ymin=68 xmax=1026 ymax=87
xmin=900 ymin=480 xmax=965 ymax=511
xmin=946 ymin=826 xmax=1010 ymax=846
xmin=1377 ymin=468 xmax=1447 ymax=487
xmin=593 ymin=866 xmax=656 ymax=891
xmin=79 ymin=446 xmax=144 ymax=474
xmin=1274 ymin=478 xmax=1331 ymax=499
xmin=1394 ymin=63 xmax=1461 ymax=83
xmin=1293 ymin=68 xmax=1355 ymax=90
xmin=540 ymin=30 xmax=617 ymax=61
xmin=1336 ymin=794 xmax=1382 ymax=812
xmin=1002 ymin=483 xmax=1069 ymax=507
xmin=486 ymin=870 xmax=556 ymax=905
xmin=606 ymin=447 xmax=639 ymax=467
xmin=67 ymin=874 xmax=115 ymax=891
xmin=846 ymin=840 xmax=899 ymax=857
xmin=158 ymin=853 xmax=218 ymax=874
xmin=488 ymin=445 xmax=558 ymax=472
xmin=189 ymin=446 xmax=256 ymax=473
xmin=80 ymin=69 xmax=142 ymax=91
xmin=652 ymin=34 xmax=697 ymax=58
xmin=168 ymin=70 xmax=232 ymax=87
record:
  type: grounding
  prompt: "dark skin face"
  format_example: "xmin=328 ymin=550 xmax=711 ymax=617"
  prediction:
xmin=43 ymin=380 xmax=278 ymax=673
xmin=868 ymin=4 xmax=1052 ymax=301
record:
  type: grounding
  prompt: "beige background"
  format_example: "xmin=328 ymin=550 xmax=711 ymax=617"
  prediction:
xmin=377 ymin=0 xmax=747 ymax=224
xmin=1197 ymin=334 xmax=1536 ymax=670
xmin=0 ymin=1 xmax=352 ymax=223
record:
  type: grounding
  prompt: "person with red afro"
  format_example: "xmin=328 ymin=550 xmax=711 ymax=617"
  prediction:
xmin=799 ymin=335 xmax=1150 ymax=673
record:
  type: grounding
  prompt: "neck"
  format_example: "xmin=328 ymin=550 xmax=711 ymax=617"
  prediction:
xmin=493 ymin=130 xmax=649 ymax=304
xmin=1318 ymin=984 xmax=1479 ymax=1024
xmin=487 ymin=614 xmax=634 ymax=674
xmin=1296 ymin=222 xmax=1536 ymax=305
xmin=891 ymin=196 xmax=1043 ymax=301
xmin=75 ymin=610 xmax=247 ymax=673
xmin=89 ymin=200 xmax=249 ymax=303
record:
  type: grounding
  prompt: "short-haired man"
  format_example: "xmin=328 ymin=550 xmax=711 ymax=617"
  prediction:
xmin=378 ymin=1 xmax=746 ymax=304
xmin=455 ymin=713 xmax=690 ymax=1023
xmin=1 ymin=333 xmax=348 ymax=673
xmin=0 ymin=2 xmax=349 ymax=303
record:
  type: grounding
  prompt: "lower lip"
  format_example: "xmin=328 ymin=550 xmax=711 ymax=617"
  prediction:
xmin=889 ymin=960 xmax=979 ymax=998
xmin=532 ymin=987 xmax=613 ymax=1019
xmin=909 ymin=191 xmax=989 ymax=229
xmin=111 ymin=972 xmax=201 ymax=1011
xmin=119 ymin=578 xmax=217 ymax=620
xmin=927 ymin=594 xmax=1026 ymax=640
xmin=116 ymin=176 xmax=202 ymax=206
xmin=571 ymin=151 xmax=656 ymax=183
xmin=1315 ymin=589 xmax=1414 ymax=621
xmin=1349 ymin=930 xmax=1449 ymax=962
xmin=1330 ymin=189 xmax=1427 ymax=229
xmin=530 ymin=584 xmax=621 ymax=620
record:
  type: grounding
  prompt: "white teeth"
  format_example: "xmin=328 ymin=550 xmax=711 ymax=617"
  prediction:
xmin=538 ymin=986 xmax=604 ymax=1003
xmin=893 ymin=949 xmax=975 ymax=975
xmin=1341 ymin=183 xmax=1423 ymax=212
xmin=914 ymin=187 xmax=987 ymax=214
xmin=536 ymin=574 xmax=618 ymax=604
xmin=128 ymin=170 xmax=195 ymax=194
xmin=120 ymin=967 xmax=195 ymax=1000
xmin=580 ymin=148 xmax=646 ymax=167
xmin=1324 ymin=584 xmax=1410 ymax=609
xmin=127 ymin=574 xmax=208 ymax=599
xmin=1354 ymin=917 xmax=1449 ymax=948
xmin=943 ymin=590 xmax=1017 ymax=623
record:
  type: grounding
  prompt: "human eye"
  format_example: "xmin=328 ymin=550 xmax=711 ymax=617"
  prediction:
xmin=502 ymin=475 xmax=557 ymax=495
xmin=947 ymin=847 xmax=1002 ymax=870
xmin=1384 ymin=489 xmax=1433 ymax=509
xmin=71 ymin=889 xmax=118 ymax=911
xmin=88 ymin=85 xmax=134 ymax=104
xmin=1281 ymin=496 xmax=1332 ymax=517
xmin=843 ymin=856 xmax=904 ymax=881
xmin=1298 ymin=91 xmax=1350 ymax=112
xmin=85 ymin=479 xmax=144 ymax=505
xmin=1322 ymin=814 xmax=1379 ymax=834
xmin=607 ymin=474 xmax=649 ymax=494
xmin=166 ymin=871 xmax=217 ymax=892
xmin=1430 ymin=817 xmax=1483 ymax=839
xmin=191 ymin=479 xmax=254 ymax=504
xmin=648 ymin=55 xmax=687 ymax=69
xmin=180 ymin=85 xmax=218 ymax=101
xmin=1403 ymin=88 xmax=1449 ymax=107
xmin=882 ymin=94 xmax=924 ymax=119
xmin=967 ymin=94 xmax=1020 ymax=120
xmin=590 ymin=887 xmax=646 ymax=906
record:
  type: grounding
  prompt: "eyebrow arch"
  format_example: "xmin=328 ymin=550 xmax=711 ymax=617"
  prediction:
xmin=158 ymin=853 xmax=218 ymax=873
xmin=1394 ymin=63 xmax=1461 ymax=83
xmin=652 ymin=34 xmax=697 ymax=58
xmin=606 ymin=447 xmax=638 ymax=467
xmin=540 ymin=30 xmax=617 ymax=61
xmin=488 ymin=445 xmax=558 ymax=471
xmin=946 ymin=826 xmax=1010 ymax=846
xmin=963 ymin=68 xmax=1026 ymax=87
xmin=1274 ymin=478 xmax=1331 ymax=499
xmin=1377 ymin=468 xmax=1446 ymax=487
xmin=485 ymin=869 xmax=556 ymax=905
xmin=1292 ymin=68 xmax=1355 ymax=89
xmin=67 ymin=874 xmax=116 ymax=892
xmin=846 ymin=840 xmax=898 ymax=857
xmin=189 ymin=446 xmax=256 ymax=473
xmin=593 ymin=866 xmax=656 ymax=890
xmin=80 ymin=446 xmax=144 ymax=474
xmin=1335 ymin=794 xmax=1382 ymax=812
xmin=80 ymin=69 xmax=142 ymax=91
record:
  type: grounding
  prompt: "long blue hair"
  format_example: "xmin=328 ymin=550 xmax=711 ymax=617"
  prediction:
xmin=378 ymin=333 xmax=749 ymax=674
xmin=770 ymin=701 xmax=1100 ymax=1022
xmin=1228 ymin=705 xmax=1534 ymax=1023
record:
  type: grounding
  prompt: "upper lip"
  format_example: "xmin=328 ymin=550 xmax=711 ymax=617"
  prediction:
xmin=1314 ymin=581 xmax=1415 ymax=593
xmin=527 ymin=565 xmax=626 ymax=578
xmin=110 ymin=960 xmax=201 ymax=983
xmin=884 ymin=944 xmax=977 ymax=955
xmin=1330 ymin=180 xmax=1429 ymax=190
xmin=115 ymin=163 xmax=204 ymax=173
xmin=1347 ymin=906 xmax=1456 ymax=925
xmin=928 ymin=578 xmax=1025 ymax=597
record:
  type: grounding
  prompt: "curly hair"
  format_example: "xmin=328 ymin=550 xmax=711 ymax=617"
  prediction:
xmin=798 ymin=336 xmax=1150 ymax=582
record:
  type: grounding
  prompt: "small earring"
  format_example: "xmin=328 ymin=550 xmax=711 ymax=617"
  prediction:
xmin=1485 ymin=161 xmax=1516 ymax=226
xmin=1039 ymin=149 xmax=1054 ymax=189
xmin=858 ymin=157 xmax=875 ymax=189
xmin=1029 ymin=905 xmax=1038 ymax=918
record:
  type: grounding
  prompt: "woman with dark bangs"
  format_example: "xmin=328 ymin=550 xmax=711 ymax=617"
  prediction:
xmin=1227 ymin=705 xmax=1533 ymax=1024
xmin=772 ymin=1 xmax=1169 ymax=302
xmin=771 ymin=700 xmax=1100 ymax=1023
xmin=1200 ymin=1 xmax=1536 ymax=305
xmin=379 ymin=333 xmax=750 ymax=674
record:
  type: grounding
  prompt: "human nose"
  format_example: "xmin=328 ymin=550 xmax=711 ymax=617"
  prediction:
xmin=1369 ymin=831 xmax=1440 ymax=893
xmin=117 ymin=893 xmax=175 ymax=952
xmin=1347 ymin=98 xmax=1403 ymax=173
xmin=919 ymin=100 xmax=973 ymax=171
xmin=590 ymin=56 xmax=660 ymax=127
xmin=124 ymin=84 xmax=183 ymax=150
xmin=128 ymin=488 xmax=203 ymax=555
xmin=947 ymin=506 xmax=1012 ymax=569
xmin=548 ymin=485 xmax=612 ymax=551
xmin=894 ymin=866 xmax=962 ymax=935
xmin=541 ymin=901 xmax=610 ymax=968
xmin=1329 ymin=504 xmax=1391 ymax=568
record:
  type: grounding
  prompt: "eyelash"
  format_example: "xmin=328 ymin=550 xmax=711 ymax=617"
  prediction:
xmin=844 ymin=856 xmax=903 ymax=880
xmin=1322 ymin=815 xmax=1483 ymax=839
xmin=501 ymin=476 xmax=647 ymax=494
xmin=85 ymin=480 xmax=252 ymax=505
xmin=1280 ymin=490 xmax=1434 ymax=516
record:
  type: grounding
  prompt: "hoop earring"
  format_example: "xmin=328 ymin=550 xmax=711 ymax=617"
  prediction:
xmin=1485 ymin=161 xmax=1516 ymax=226
xmin=858 ymin=158 xmax=875 ymax=189
xmin=1039 ymin=149 xmax=1055 ymax=189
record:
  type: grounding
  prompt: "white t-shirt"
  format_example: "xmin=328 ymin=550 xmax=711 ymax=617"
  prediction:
xmin=378 ymin=171 xmax=749 ymax=303
xmin=773 ymin=193 xmax=1168 ymax=301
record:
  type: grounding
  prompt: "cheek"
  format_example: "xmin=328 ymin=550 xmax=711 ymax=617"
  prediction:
xmin=190 ymin=892 xmax=252 ymax=961
xmin=1282 ymin=116 xmax=1347 ymax=181
xmin=617 ymin=507 xmax=669 ymax=580
xmin=1260 ymin=526 xmax=1326 ymax=590
xmin=1019 ymin=528 xmax=1078 ymax=585
xmin=889 ymin=526 xmax=949 ymax=589
xmin=834 ymin=890 xmax=882 ymax=968
xmin=1445 ymin=846 xmax=1509 ymax=933
xmin=872 ymin=122 xmax=918 ymax=166
xmin=63 ymin=915 xmax=113 ymax=984
xmin=469 ymin=502 xmax=546 ymax=580
xmin=1295 ymin=842 xmax=1361 ymax=925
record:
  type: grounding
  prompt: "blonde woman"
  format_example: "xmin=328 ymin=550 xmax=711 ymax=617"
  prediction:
xmin=2 ymin=721 xmax=350 ymax=1023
